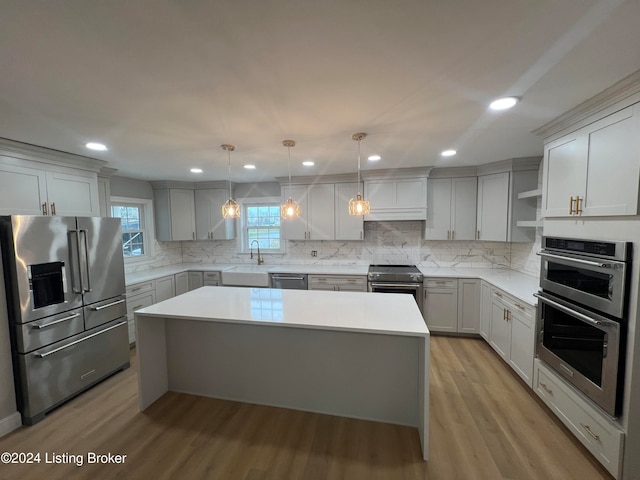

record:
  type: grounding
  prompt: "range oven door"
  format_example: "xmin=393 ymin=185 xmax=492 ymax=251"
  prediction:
xmin=538 ymin=250 xmax=627 ymax=318
xmin=368 ymin=282 xmax=423 ymax=311
xmin=535 ymin=291 xmax=623 ymax=416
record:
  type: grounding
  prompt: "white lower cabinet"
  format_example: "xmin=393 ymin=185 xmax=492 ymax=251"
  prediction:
xmin=488 ymin=286 xmax=536 ymax=387
xmin=155 ymin=275 xmax=175 ymax=303
xmin=308 ymin=274 xmax=367 ymax=292
xmin=422 ymin=278 xmax=479 ymax=334
xmin=479 ymin=280 xmax=491 ymax=341
xmin=188 ymin=271 xmax=204 ymax=290
xmin=175 ymin=272 xmax=189 ymax=296
xmin=534 ymin=359 xmax=624 ymax=478
xmin=203 ymin=271 xmax=221 ymax=286
xmin=125 ymin=281 xmax=156 ymax=345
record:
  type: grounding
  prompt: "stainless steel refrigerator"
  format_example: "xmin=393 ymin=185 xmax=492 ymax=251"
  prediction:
xmin=0 ymin=215 xmax=130 ymax=424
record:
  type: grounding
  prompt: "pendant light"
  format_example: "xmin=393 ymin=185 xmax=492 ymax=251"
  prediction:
xmin=221 ymin=144 xmax=241 ymax=219
xmin=281 ymin=140 xmax=301 ymax=219
xmin=349 ymin=132 xmax=371 ymax=215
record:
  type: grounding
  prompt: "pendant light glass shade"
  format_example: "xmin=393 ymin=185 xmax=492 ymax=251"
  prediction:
xmin=281 ymin=140 xmax=300 ymax=219
xmin=221 ymin=144 xmax=241 ymax=219
xmin=349 ymin=132 xmax=370 ymax=216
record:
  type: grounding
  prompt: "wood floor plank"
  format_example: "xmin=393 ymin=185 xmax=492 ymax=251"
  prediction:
xmin=0 ymin=337 xmax=614 ymax=480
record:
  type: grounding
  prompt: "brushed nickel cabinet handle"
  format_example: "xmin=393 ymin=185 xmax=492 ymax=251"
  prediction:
xmin=539 ymin=382 xmax=553 ymax=395
xmin=580 ymin=423 xmax=600 ymax=441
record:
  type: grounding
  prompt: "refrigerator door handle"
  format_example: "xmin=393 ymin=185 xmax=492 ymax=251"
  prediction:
xmin=69 ymin=229 xmax=83 ymax=294
xmin=79 ymin=229 xmax=92 ymax=292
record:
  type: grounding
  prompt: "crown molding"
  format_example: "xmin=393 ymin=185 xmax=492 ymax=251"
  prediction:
xmin=361 ymin=166 xmax=432 ymax=180
xmin=476 ymin=157 xmax=541 ymax=176
xmin=429 ymin=166 xmax=478 ymax=179
xmin=98 ymin=167 xmax=118 ymax=178
xmin=533 ymin=69 xmax=640 ymax=140
xmin=151 ymin=180 xmax=237 ymax=190
xmin=0 ymin=137 xmax=107 ymax=173
xmin=275 ymin=173 xmax=359 ymax=185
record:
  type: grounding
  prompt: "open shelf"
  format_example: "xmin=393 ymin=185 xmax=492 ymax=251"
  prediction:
xmin=517 ymin=188 xmax=542 ymax=200
xmin=516 ymin=220 xmax=543 ymax=228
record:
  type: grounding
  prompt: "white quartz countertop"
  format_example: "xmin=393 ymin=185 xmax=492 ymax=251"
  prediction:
xmin=136 ymin=286 xmax=429 ymax=338
xmin=126 ymin=263 xmax=369 ymax=285
xmin=419 ymin=267 xmax=539 ymax=306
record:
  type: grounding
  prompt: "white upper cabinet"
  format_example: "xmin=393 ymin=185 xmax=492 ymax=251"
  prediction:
xmin=282 ymin=184 xmax=335 ymax=240
xmin=194 ymin=188 xmax=236 ymax=240
xmin=335 ymin=182 xmax=364 ymax=240
xmin=476 ymin=160 xmax=539 ymax=243
xmin=0 ymin=156 xmax=100 ymax=217
xmin=543 ymin=103 xmax=640 ymax=217
xmin=476 ymin=173 xmax=510 ymax=241
xmin=152 ymin=184 xmax=196 ymax=241
xmin=425 ymin=177 xmax=477 ymax=241
xmin=363 ymin=169 xmax=430 ymax=221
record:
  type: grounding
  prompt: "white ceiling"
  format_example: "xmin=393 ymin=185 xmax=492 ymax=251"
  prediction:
xmin=1 ymin=0 xmax=639 ymax=183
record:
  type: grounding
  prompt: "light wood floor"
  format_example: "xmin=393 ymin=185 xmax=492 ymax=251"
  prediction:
xmin=0 ymin=336 xmax=613 ymax=480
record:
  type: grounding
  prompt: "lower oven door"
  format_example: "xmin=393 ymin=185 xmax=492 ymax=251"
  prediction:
xmin=368 ymin=282 xmax=423 ymax=312
xmin=535 ymin=291 xmax=623 ymax=416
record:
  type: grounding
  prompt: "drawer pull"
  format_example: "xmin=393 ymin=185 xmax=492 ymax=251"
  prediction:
xmin=580 ymin=423 xmax=600 ymax=441
xmin=133 ymin=305 xmax=145 ymax=310
xmin=435 ymin=281 xmax=447 ymax=285
xmin=494 ymin=292 xmax=503 ymax=298
xmin=31 ymin=312 xmax=80 ymax=329
xmin=515 ymin=303 xmax=526 ymax=310
xmin=130 ymin=286 xmax=142 ymax=292
xmin=539 ymin=382 xmax=553 ymax=395
xmin=91 ymin=299 xmax=126 ymax=311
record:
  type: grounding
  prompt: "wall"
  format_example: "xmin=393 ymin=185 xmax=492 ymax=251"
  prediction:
xmin=111 ymin=175 xmax=154 ymax=199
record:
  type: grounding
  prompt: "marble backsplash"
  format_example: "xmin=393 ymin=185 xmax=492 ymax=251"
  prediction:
xmin=173 ymin=221 xmax=540 ymax=276
xmin=124 ymin=221 xmax=541 ymax=277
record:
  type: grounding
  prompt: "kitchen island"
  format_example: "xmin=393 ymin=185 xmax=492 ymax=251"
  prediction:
xmin=135 ymin=286 xmax=430 ymax=460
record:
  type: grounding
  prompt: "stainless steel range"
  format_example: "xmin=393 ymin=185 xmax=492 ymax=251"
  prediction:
xmin=368 ymin=265 xmax=424 ymax=311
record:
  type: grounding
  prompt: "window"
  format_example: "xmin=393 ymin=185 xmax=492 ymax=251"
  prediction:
xmin=110 ymin=198 xmax=154 ymax=260
xmin=243 ymin=202 xmax=282 ymax=251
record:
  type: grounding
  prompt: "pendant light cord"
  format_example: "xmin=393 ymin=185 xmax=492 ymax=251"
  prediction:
xmin=227 ymin=148 xmax=232 ymax=198
xmin=357 ymin=137 xmax=361 ymax=194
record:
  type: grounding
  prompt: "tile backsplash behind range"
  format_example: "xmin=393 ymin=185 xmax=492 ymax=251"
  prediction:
xmin=180 ymin=221 xmax=539 ymax=273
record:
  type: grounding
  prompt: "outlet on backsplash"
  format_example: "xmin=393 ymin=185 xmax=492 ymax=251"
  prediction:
xmin=311 ymin=250 xmax=318 ymax=257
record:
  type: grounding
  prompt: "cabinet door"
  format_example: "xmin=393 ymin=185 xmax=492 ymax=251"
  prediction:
xmin=489 ymin=301 xmax=509 ymax=360
xmin=457 ymin=279 xmax=480 ymax=334
xmin=175 ymin=272 xmax=189 ymax=296
xmin=479 ymin=281 xmax=491 ymax=341
xmin=425 ymin=178 xmax=451 ymax=240
xmin=423 ymin=287 xmax=458 ymax=333
xmin=335 ymin=182 xmax=364 ymax=240
xmin=188 ymin=271 xmax=204 ymax=291
xmin=584 ymin=106 xmax=640 ymax=216
xmin=509 ymin=312 xmax=535 ymax=387
xmin=45 ymin=170 xmax=100 ymax=216
xmin=0 ymin=162 xmax=47 ymax=215
xmin=308 ymin=184 xmax=335 ymax=240
xmin=477 ymin=172 xmax=509 ymax=241
xmin=155 ymin=275 xmax=175 ymax=303
xmin=543 ymin=134 xmax=588 ymax=217
xmin=169 ymin=189 xmax=196 ymax=241
xmin=195 ymin=189 xmax=236 ymax=240
xmin=451 ymin=177 xmax=477 ymax=241
xmin=282 ymin=185 xmax=309 ymax=240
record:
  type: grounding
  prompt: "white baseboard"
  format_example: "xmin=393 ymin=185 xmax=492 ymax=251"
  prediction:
xmin=0 ymin=411 xmax=22 ymax=438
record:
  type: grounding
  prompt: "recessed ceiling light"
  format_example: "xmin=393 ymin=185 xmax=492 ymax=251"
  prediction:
xmin=489 ymin=96 xmax=520 ymax=111
xmin=441 ymin=149 xmax=457 ymax=157
xmin=190 ymin=168 xmax=203 ymax=174
xmin=302 ymin=160 xmax=315 ymax=166
xmin=368 ymin=155 xmax=381 ymax=161
xmin=85 ymin=142 xmax=107 ymax=151
xmin=244 ymin=164 xmax=256 ymax=170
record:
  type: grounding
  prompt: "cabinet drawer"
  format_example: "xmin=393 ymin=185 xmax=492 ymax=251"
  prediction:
xmin=491 ymin=287 xmax=535 ymax=322
xmin=534 ymin=360 xmax=623 ymax=478
xmin=203 ymin=271 xmax=221 ymax=286
xmin=126 ymin=290 xmax=156 ymax=315
xmin=126 ymin=281 xmax=155 ymax=296
xmin=308 ymin=275 xmax=366 ymax=288
xmin=424 ymin=277 xmax=456 ymax=289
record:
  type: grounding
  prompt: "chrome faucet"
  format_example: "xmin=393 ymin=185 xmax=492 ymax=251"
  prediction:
xmin=250 ymin=240 xmax=264 ymax=265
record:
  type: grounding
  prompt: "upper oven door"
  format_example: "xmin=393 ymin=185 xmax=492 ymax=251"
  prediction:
xmin=538 ymin=250 xmax=627 ymax=318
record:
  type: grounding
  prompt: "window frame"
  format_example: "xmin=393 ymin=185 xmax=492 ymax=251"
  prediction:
xmin=110 ymin=196 xmax=156 ymax=263
xmin=237 ymin=197 xmax=285 ymax=254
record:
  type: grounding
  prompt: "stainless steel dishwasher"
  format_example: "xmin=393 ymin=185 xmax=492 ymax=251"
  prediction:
xmin=270 ymin=273 xmax=308 ymax=290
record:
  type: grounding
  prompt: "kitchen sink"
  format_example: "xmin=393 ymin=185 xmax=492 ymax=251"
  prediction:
xmin=221 ymin=265 xmax=271 ymax=287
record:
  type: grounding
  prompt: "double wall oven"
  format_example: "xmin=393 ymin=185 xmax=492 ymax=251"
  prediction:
xmin=536 ymin=236 xmax=631 ymax=416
